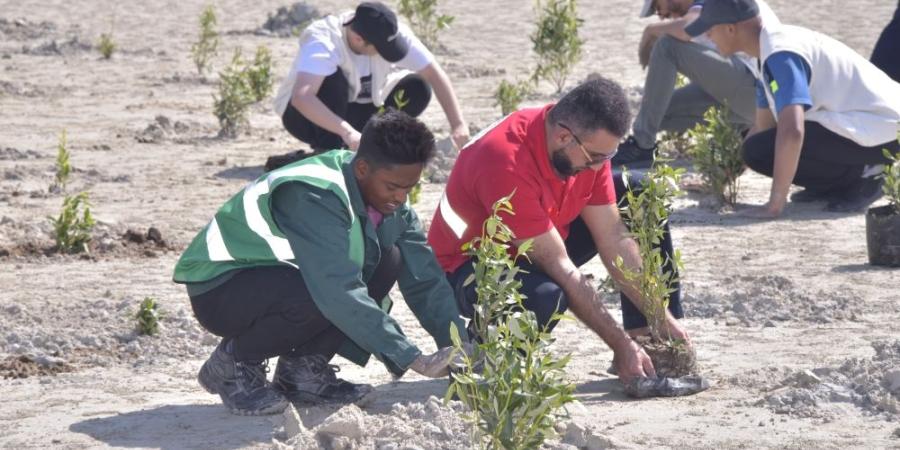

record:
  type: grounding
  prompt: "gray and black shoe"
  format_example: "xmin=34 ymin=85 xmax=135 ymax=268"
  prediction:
xmin=612 ymin=136 xmax=657 ymax=169
xmin=273 ymin=354 xmax=373 ymax=405
xmin=197 ymin=342 xmax=288 ymax=416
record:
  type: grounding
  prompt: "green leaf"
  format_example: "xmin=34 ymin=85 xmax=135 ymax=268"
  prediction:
xmin=449 ymin=322 xmax=462 ymax=348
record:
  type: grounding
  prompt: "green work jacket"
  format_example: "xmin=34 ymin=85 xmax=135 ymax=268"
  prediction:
xmin=174 ymin=150 xmax=465 ymax=376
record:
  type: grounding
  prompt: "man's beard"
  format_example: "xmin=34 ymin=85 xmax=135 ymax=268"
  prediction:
xmin=551 ymin=149 xmax=579 ymax=178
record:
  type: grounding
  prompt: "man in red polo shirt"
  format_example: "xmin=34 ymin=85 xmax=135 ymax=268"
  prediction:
xmin=427 ymin=77 xmax=691 ymax=382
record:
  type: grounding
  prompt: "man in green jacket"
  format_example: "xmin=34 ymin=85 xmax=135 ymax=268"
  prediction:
xmin=174 ymin=110 xmax=467 ymax=416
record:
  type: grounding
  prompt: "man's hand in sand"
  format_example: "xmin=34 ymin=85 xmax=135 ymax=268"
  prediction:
xmin=614 ymin=339 xmax=657 ymax=383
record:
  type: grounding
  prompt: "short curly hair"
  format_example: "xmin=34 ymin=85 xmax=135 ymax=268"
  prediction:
xmin=547 ymin=76 xmax=631 ymax=137
xmin=357 ymin=109 xmax=436 ymax=168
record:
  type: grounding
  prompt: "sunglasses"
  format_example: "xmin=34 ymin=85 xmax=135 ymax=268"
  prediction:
xmin=558 ymin=123 xmax=618 ymax=165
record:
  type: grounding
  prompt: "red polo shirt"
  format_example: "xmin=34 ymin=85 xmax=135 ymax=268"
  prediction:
xmin=428 ymin=105 xmax=618 ymax=273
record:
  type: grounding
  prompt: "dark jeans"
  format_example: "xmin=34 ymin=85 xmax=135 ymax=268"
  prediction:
xmin=190 ymin=245 xmax=402 ymax=362
xmin=445 ymin=173 xmax=684 ymax=332
xmin=282 ymin=70 xmax=432 ymax=151
xmin=743 ymin=121 xmax=900 ymax=192
xmin=871 ymin=4 xmax=900 ymax=83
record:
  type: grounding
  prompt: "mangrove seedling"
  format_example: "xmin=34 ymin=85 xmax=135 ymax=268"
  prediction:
xmin=614 ymin=163 xmax=685 ymax=341
xmin=882 ymin=148 xmax=900 ymax=214
xmin=52 ymin=129 xmax=71 ymax=192
xmin=49 ymin=191 xmax=95 ymax=254
xmin=397 ymin=0 xmax=454 ymax=49
xmin=191 ymin=5 xmax=219 ymax=75
xmin=246 ymin=46 xmax=274 ymax=102
xmin=213 ymin=50 xmax=254 ymax=138
xmin=493 ymin=79 xmax=531 ymax=116
xmin=531 ymin=0 xmax=584 ymax=93
xmin=134 ymin=297 xmax=163 ymax=336
xmin=448 ymin=193 xmax=576 ymax=449
xmin=97 ymin=32 xmax=116 ymax=59
xmin=687 ymin=104 xmax=744 ymax=207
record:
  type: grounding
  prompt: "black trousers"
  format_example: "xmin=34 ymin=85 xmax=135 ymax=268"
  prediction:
xmin=282 ymin=70 xmax=432 ymax=151
xmin=445 ymin=172 xmax=684 ymax=332
xmin=190 ymin=245 xmax=402 ymax=362
xmin=871 ymin=4 xmax=900 ymax=83
xmin=742 ymin=121 xmax=900 ymax=192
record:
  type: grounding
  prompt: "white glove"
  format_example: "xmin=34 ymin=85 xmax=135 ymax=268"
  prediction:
xmin=409 ymin=344 xmax=474 ymax=378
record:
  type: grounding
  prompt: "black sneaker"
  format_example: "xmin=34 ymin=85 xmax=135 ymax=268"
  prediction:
xmin=825 ymin=177 xmax=884 ymax=213
xmin=273 ymin=354 xmax=373 ymax=405
xmin=197 ymin=342 xmax=288 ymax=416
xmin=264 ymin=150 xmax=313 ymax=172
xmin=612 ymin=136 xmax=657 ymax=169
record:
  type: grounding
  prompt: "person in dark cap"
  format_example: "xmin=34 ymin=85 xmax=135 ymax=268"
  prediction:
xmin=175 ymin=110 xmax=470 ymax=416
xmin=613 ymin=0 xmax=778 ymax=169
xmin=268 ymin=2 xmax=470 ymax=170
xmin=686 ymin=0 xmax=900 ymax=217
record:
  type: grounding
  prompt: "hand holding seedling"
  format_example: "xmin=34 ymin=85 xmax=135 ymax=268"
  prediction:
xmin=663 ymin=313 xmax=692 ymax=346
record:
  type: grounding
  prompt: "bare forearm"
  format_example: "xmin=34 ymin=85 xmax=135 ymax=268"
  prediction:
xmin=560 ymin=268 xmax=632 ymax=352
xmin=517 ymin=227 xmax=632 ymax=353
xmin=291 ymin=95 xmax=355 ymax=138
xmin=425 ymin=65 xmax=465 ymax=129
xmin=770 ymin=125 xmax=804 ymax=203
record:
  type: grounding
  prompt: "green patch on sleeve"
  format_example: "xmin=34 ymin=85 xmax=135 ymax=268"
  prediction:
xmin=769 ymin=79 xmax=779 ymax=93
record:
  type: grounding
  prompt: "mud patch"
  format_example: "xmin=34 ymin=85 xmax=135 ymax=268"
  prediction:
xmin=0 ymin=17 xmax=57 ymax=41
xmin=157 ymin=72 xmax=213 ymax=85
xmin=756 ymin=340 xmax=900 ymax=421
xmin=637 ymin=336 xmax=697 ymax=378
xmin=135 ymin=115 xmax=192 ymax=144
xmin=73 ymin=167 xmax=131 ymax=184
xmin=443 ymin=61 xmax=506 ymax=78
xmin=684 ymin=275 xmax=864 ymax=326
xmin=0 ymin=79 xmax=50 ymax=97
xmin=22 ymin=36 xmax=93 ymax=56
xmin=256 ymin=2 xmax=320 ymax=37
xmin=1 ymin=165 xmax=44 ymax=181
xmin=1 ymin=298 xmax=217 ymax=371
xmin=0 ymin=223 xmax=177 ymax=260
xmin=0 ymin=354 xmax=73 ymax=379
xmin=0 ymin=147 xmax=45 ymax=160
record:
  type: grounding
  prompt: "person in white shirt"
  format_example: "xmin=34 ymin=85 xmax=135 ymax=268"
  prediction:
xmin=268 ymin=2 xmax=469 ymax=170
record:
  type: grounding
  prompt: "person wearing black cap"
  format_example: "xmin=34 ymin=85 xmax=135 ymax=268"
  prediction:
xmin=269 ymin=2 xmax=470 ymax=171
xmin=613 ymin=0 xmax=778 ymax=169
xmin=685 ymin=0 xmax=900 ymax=217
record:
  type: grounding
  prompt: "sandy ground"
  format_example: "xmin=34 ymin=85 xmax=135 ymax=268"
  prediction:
xmin=1 ymin=0 xmax=899 ymax=448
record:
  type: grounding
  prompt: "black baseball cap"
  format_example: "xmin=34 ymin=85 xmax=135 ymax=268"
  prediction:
xmin=344 ymin=2 xmax=409 ymax=62
xmin=685 ymin=0 xmax=760 ymax=37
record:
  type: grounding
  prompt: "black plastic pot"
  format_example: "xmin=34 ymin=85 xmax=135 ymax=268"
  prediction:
xmin=866 ymin=204 xmax=900 ymax=267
